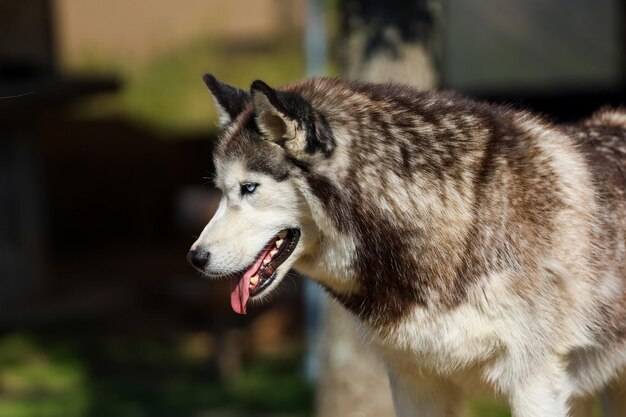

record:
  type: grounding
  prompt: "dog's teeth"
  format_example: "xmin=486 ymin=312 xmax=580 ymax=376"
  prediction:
xmin=275 ymin=239 xmax=283 ymax=248
xmin=270 ymin=249 xmax=278 ymax=257
xmin=278 ymin=231 xmax=288 ymax=239
xmin=250 ymin=275 xmax=258 ymax=285
xmin=263 ymin=258 xmax=270 ymax=265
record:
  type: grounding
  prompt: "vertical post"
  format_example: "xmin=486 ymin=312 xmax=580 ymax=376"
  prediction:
xmin=304 ymin=0 xmax=328 ymax=382
xmin=306 ymin=0 xmax=328 ymax=77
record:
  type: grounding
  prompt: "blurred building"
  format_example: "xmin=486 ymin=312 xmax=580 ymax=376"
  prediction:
xmin=0 ymin=0 xmax=116 ymax=308
xmin=56 ymin=0 xmax=305 ymax=67
xmin=445 ymin=0 xmax=621 ymax=93
xmin=444 ymin=0 xmax=624 ymax=121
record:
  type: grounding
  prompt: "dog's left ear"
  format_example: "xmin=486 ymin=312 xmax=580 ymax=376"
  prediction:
xmin=251 ymin=80 xmax=334 ymax=161
xmin=250 ymin=80 xmax=310 ymax=157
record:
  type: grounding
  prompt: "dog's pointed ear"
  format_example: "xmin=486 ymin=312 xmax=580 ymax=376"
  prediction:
xmin=250 ymin=80 xmax=335 ymax=161
xmin=250 ymin=80 xmax=302 ymax=144
xmin=202 ymin=74 xmax=250 ymax=128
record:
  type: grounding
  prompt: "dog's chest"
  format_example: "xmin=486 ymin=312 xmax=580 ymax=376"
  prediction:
xmin=367 ymin=303 xmax=501 ymax=379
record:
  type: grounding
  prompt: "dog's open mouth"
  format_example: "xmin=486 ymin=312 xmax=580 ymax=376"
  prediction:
xmin=230 ymin=228 xmax=300 ymax=314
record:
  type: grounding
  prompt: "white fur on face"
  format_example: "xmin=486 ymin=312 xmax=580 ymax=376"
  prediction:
xmin=190 ymin=160 xmax=315 ymax=298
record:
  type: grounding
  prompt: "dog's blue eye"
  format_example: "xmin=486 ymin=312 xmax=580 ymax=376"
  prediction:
xmin=241 ymin=182 xmax=259 ymax=195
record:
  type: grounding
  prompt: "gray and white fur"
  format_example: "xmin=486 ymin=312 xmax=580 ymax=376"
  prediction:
xmin=189 ymin=75 xmax=626 ymax=417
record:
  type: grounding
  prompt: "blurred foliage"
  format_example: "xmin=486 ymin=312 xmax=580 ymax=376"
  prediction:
xmin=73 ymin=36 xmax=305 ymax=134
xmin=0 ymin=330 xmax=531 ymax=417
xmin=0 ymin=331 xmax=312 ymax=417
xmin=13 ymin=325 xmax=608 ymax=417
xmin=465 ymin=397 xmax=510 ymax=417
xmin=0 ymin=334 xmax=88 ymax=417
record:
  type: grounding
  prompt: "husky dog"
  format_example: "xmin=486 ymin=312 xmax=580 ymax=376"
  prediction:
xmin=188 ymin=74 xmax=626 ymax=417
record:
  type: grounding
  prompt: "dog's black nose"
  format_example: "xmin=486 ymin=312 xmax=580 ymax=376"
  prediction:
xmin=187 ymin=249 xmax=209 ymax=269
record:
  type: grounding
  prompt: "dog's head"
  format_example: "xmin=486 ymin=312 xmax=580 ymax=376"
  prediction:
xmin=188 ymin=75 xmax=333 ymax=314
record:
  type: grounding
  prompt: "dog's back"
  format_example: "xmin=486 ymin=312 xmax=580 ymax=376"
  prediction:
xmin=293 ymin=79 xmax=626 ymax=414
xmin=569 ymin=110 xmax=626 ymax=342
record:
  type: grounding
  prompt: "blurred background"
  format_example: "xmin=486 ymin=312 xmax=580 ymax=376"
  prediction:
xmin=0 ymin=1 xmax=623 ymax=416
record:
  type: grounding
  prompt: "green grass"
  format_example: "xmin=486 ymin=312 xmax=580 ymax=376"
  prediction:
xmin=0 ymin=326 xmax=513 ymax=417
xmin=465 ymin=397 xmax=510 ymax=417
xmin=0 ymin=331 xmax=312 ymax=417
xmin=0 ymin=334 xmax=89 ymax=417
xmin=0 ymin=332 xmax=514 ymax=417
xmin=0 ymin=331 xmax=521 ymax=417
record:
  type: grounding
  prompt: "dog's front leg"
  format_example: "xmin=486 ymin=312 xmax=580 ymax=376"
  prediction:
xmin=388 ymin=369 xmax=463 ymax=417
xmin=507 ymin=366 xmax=572 ymax=417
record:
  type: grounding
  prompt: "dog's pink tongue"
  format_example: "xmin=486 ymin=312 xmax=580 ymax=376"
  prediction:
xmin=230 ymin=254 xmax=265 ymax=314
xmin=230 ymin=250 xmax=269 ymax=314
xmin=230 ymin=273 xmax=251 ymax=315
